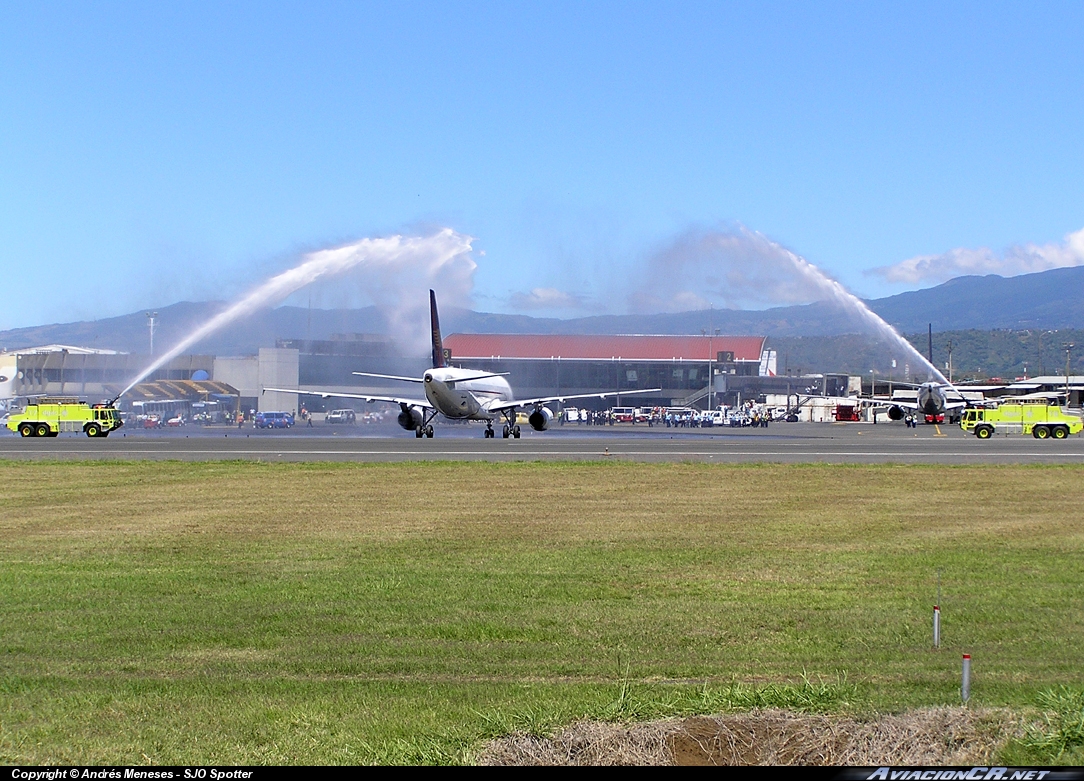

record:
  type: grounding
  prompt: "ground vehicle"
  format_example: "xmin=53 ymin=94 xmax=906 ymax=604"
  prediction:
xmin=961 ymin=401 xmax=1083 ymax=439
xmin=833 ymin=404 xmax=861 ymax=422
xmin=700 ymin=410 xmax=725 ymax=427
xmin=710 ymin=410 xmax=731 ymax=426
xmin=7 ymin=398 xmax=123 ymax=438
xmin=255 ymin=411 xmax=294 ymax=429
xmin=611 ymin=406 xmax=636 ymax=423
xmin=325 ymin=409 xmax=356 ymax=424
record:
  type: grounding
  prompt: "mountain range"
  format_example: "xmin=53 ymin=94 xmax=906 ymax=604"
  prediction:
xmin=1 ymin=265 xmax=1082 ymax=358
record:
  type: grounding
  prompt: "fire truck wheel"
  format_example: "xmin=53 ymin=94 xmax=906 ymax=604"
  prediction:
xmin=975 ymin=425 xmax=992 ymax=439
xmin=18 ymin=423 xmax=33 ymax=437
xmin=35 ymin=424 xmax=49 ymax=437
xmin=1034 ymin=425 xmax=1050 ymax=439
xmin=85 ymin=423 xmax=101 ymax=438
xmin=1053 ymin=425 xmax=1068 ymax=439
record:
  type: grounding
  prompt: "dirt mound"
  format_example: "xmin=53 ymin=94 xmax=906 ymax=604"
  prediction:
xmin=477 ymin=707 xmax=1021 ymax=766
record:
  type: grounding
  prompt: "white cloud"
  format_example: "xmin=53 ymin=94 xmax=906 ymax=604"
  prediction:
xmin=869 ymin=227 xmax=1084 ymax=284
xmin=626 ymin=225 xmax=839 ymax=313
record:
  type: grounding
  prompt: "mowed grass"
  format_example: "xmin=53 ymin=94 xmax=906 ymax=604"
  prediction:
xmin=1 ymin=461 xmax=1082 ymax=764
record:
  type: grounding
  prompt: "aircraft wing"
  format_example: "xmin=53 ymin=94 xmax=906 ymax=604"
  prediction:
xmin=933 ymin=399 xmax=970 ymax=412
xmin=860 ymin=397 xmax=969 ymax=412
xmin=483 ymin=387 xmax=663 ymax=414
xmin=262 ymin=386 xmax=434 ymax=410
xmin=351 ymin=371 xmax=424 ymax=383
xmin=351 ymin=370 xmax=510 ymax=384
xmin=447 ymin=371 xmax=511 ymax=382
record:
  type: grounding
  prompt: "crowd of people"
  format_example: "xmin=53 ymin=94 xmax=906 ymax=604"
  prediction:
xmin=558 ymin=404 xmax=777 ymax=428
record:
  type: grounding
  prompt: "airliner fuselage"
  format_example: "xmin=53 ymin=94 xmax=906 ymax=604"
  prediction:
xmin=423 ymin=367 xmax=514 ymax=420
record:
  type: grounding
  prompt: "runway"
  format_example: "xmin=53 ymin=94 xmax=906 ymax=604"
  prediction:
xmin=2 ymin=420 xmax=1083 ymax=463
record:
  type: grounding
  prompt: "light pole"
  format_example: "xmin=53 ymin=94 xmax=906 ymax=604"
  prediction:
xmin=1065 ymin=343 xmax=1075 ymax=399
xmin=146 ymin=311 xmax=158 ymax=356
xmin=1038 ymin=330 xmax=1054 ymax=376
xmin=869 ymin=369 xmax=877 ymax=423
xmin=702 ymin=324 xmax=720 ymax=410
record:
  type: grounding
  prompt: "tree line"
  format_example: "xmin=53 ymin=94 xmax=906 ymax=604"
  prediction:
xmin=767 ymin=329 xmax=1084 ymax=383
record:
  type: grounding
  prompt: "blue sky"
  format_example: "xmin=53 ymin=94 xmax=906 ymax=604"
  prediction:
xmin=2 ymin=2 xmax=1084 ymax=330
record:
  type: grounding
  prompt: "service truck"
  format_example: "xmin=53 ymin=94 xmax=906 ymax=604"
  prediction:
xmin=7 ymin=397 xmax=123 ymax=438
xmin=960 ymin=400 xmax=1083 ymax=440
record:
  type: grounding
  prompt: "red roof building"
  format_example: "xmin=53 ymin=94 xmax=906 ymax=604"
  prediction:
xmin=443 ymin=334 xmax=766 ymax=363
xmin=441 ymin=333 xmax=770 ymax=409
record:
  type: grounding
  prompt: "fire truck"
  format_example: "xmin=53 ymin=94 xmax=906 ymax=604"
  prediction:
xmin=6 ymin=397 xmax=124 ymax=438
xmin=960 ymin=400 xmax=1082 ymax=440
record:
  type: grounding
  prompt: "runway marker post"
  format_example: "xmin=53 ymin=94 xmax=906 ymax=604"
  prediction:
xmin=933 ymin=570 xmax=942 ymax=649
xmin=962 ymin=654 xmax=971 ymax=703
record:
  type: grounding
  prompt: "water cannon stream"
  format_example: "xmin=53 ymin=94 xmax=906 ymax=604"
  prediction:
xmin=758 ymin=231 xmax=949 ymax=385
xmin=113 ymin=230 xmax=474 ymax=402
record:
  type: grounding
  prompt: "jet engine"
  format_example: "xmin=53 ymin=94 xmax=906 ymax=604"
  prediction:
xmin=528 ymin=406 xmax=553 ymax=431
xmin=398 ymin=406 xmax=424 ymax=431
xmin=887 ymin=406 xmax=904 ymax=421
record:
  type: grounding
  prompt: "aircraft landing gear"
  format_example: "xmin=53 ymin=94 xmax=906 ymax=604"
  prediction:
xmin=415 ymin=410 xmax=437 ymax=438
xmin=493 ymin=410 xmax=521 ymax=440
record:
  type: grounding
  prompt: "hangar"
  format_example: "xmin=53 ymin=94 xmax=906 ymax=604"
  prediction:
xmin=441 ymin=333 xmax=778 ymax=409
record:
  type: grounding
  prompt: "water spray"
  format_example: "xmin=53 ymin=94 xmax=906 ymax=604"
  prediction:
xmin=752 ymin=230 xmax=949 ymax=385
xmin=114 ymin=229 xmax=474 ymax=402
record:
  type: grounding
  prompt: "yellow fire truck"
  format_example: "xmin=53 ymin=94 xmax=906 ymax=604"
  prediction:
xmin=960 ymin=400 xmax=1083 ymax=440
xmin=6 ymin=397 xmax=124 ymax=438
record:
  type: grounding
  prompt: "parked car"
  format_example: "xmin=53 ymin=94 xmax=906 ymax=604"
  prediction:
xmin=255 ymin=411 xmax=294 ymax=429
xmin=166 ymin=415 xmax=185 ymax=427
xmin=702 ymin=410 xmax=726 ymax=427
xmin=325 ymin=409 xmax=356 ymax=424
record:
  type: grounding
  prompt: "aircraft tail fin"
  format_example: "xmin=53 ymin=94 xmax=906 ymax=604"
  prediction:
xmin=430 ymin=289 xmax=446 ymax=368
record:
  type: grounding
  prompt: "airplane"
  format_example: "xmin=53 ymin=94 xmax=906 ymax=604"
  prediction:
xmin=264 ymin=290 xmax=661 ymax=438
xmin=875 ymin=381 xmax=971 ymax=424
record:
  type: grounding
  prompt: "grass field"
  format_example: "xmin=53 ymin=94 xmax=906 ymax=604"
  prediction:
xmin=2 ymin=461 xmax=1083 ymax=764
